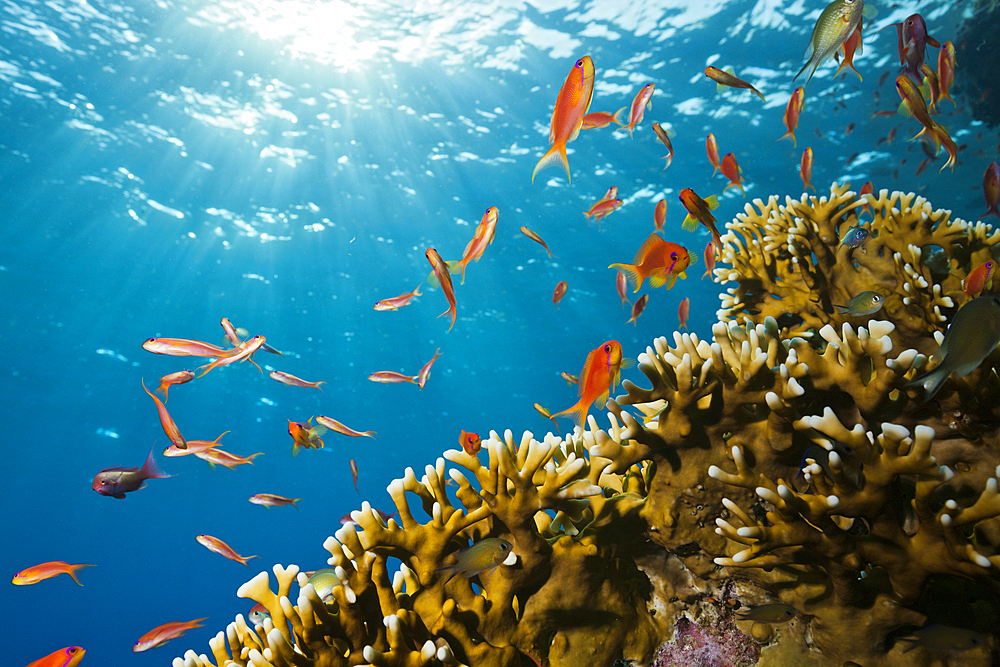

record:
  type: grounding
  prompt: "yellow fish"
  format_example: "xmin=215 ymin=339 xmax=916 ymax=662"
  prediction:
xmin=794 ymin=0 xmax=871 ymax=84
xmin=436 ymin=538 xmax=514 ymax=581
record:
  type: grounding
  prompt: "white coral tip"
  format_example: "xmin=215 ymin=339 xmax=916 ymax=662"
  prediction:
xmin=708 ymin=465 xmax=723 ymax=479
xmin=826 ymin=495 xmax=840 ymax=508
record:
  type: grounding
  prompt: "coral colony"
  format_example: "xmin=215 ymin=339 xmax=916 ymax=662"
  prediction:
xmin=176 ymin=185 xmax=1000 ymax=666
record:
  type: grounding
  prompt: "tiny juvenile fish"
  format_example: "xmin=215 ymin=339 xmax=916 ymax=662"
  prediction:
xmin=736 ymin=603 xmax=796 ymax=623
xmin=627 ymin=294 xmax=650 ymax=326
xmin=834 ymin=291 xmax=884 ymax=316
xmin=196 ymin=534 xmax=258 ymax=567
xmin=249 ymin=493 xmax=301 ymax=510
xmin=269 ymin=370 xmax=326 ymax=392
xmin=133 ymin=618 xmax=208 ymax=652
xmin=13 ymin=561 xmax=94 ymax=586
xmin=437 ymin=538 xmax=515 ymax=581
xmin=92 ymin=449 xmax=170 ymax=499
xmin=652 ymin=122 xmax=674 ymax=169
xmin=839 ymin=225 xmax=869 ymax=248
xmin=520 ymin=226 xmax=556 ymax=258
xmin=534 ymin=402 xmax=558 ymax=426
xmin=561 ymin=371 xmax=579 ymax=385
xmin=27 ymin=646 xmax=85 ymax=667
xmin=459 ymin=429 xmax=482 ymax=455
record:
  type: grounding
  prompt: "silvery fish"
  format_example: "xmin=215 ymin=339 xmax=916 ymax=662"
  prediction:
xmin=907 ymin=295 xmax=1000 ymax=401
xmin=834 ymin=291 xmax=884 ymax=316
xmin=794 ymin=0 xmax=868 ymax=84
xmin=839 ymin=225 xmax=870 ymax=248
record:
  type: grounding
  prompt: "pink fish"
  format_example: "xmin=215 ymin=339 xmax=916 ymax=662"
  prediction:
xmin=678 ymin=297 xmax=690 ymax=330
xmin=92 ymin=449 xmax=170 ymax=499
xmin=374 ymin=284 xmax=423 ymax=311
xmin=417 ymin=348 xmax=442 ymax=390
xmin=618 ymin=83 xmax=655 ymax=138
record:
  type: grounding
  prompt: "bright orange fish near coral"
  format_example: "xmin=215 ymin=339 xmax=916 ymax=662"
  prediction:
xmin=133 ymin=618 xmax=208 ymax=652
xmin=459 ymin=430 xmax=482 ymax=455
xmin=550 ymin=341 xmax=625 ymax=427
xmin=779 ymin=87 xmax=804 ymax=147
xmin=13 ymin=561 xmax=94 ymax=586
xmin=720 ymin=153 xmax=745 ymax=195
xmin=801 ymin=147 xmax=815 ymax=191
xmin=609 ymin=233 xmax=692 ymax=292
xmin=532 ymin=55 xmax=595 ymax=182
xmin=706 ymin=133 xmax=721 ymax=175
xmin=678 ymin=297 xmax=690 ymax=330
xmin=27 ymin=646 xmax=85 ymax=667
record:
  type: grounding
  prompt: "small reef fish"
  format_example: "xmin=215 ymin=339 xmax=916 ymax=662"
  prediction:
xmin=584 ymin=196 xmax=624 ymax=226
xmin=288 ymin=418 xmax=326 ymax=456
xmin=652 ymin=122 xmax=674 ymax=169
xmin=618 ymin=83 xmax=654 ymax=138
xmin=316 ymin=414 xmax=376 ymax=439
xmin=678 ymin=297 xmax=690 ymax=330
xmin=154 ymin=370 xmax=194 ymax=402
xmin=269 ymin=370 xmax=326 ymax=392
xmin=307 ymin=568 xmax=341 ymax=600
xmin=520 ymin=226 xmax=556 ymax=258
xmin=779 ymin=87 xmax=805 ymax=147
xmin=164 ymin=431 xmax=229 ymax=457
xmin=627 ymin=294 xmax=649 ymax=326
xmin=196 ymin=534 xmax=258 ymax=567
xmin=132 ymin=618 xmax=208 ymax=652
xmin=982 ymin=162 xmax=1000 ymax=220
xmin=226 ymin=323 xmax=283 ymax=356
xmin=142 ymin=378 xmax=186 ymax=450
xmin=610 ymin=233 xmax=692 ymax=292
xmin=895 ymin=75 xmax=956 ymax=172
xmin=13 ymin=561 xmax=94 ymax=586
xmin=960 ymin=261 xmax=996 ymax=298
xmin=704 ymin=66 xmax=766 ymax=101
xmin=533 ymin=402 xmax=558 ymax=426
xmin=581 ymin=108 xmax=626 ymax=129
xmin=249 ymin=493 xmax=301 ymax=510
xmin=550 ymin=340 xmax=625 ymax=426
xmin=368 ymin=370 xmax=418 ymax=384
xmin=794 ymin=0 xmax=868 ymax=84
xmin=833 ymin=21 xmax=863 ymax=81
xmin=654 ymin=198 xmax=667 ymax=232
xmin=532 ymin=55 xmax=595 ymax=182
xmin=736 ymin=603 xmax=796 ymax=623
xmin=834 ymin=291 xmax=884 ymax=316
xmin=142 ymin=337 xmax=226 ymax=357
xmin=417 ymin=348 xmax=442 ymax=390
xmin=561 ymin=372 xmax=579 ymax=385
xmin=195 ymin=335 xmax=265 ymax=378
xmin=891 ymin=13 xmax=940 ymax=86
xmin=350 ymin=459 xmax=359 ymax=493
xmin=373 ymin=284 xmax=423 ymax=311
xmin=937 ymin=41 xmax=956 ymax=108
xmin=27 ymin=646 xmax=85 ymax=667
xmin=437 ymin=538 xmax=514 ymax=581
xmin=221 ymin=317 xmax=242 ymax=346
xmin=195 ymin=447 xmax=262 ymax=469
xmin=859 ymin=181 xmax=874 ymax=215
xmin=720 ymin=153 xmax=745 ymax=195
xmin=702 ymin=241 xmax=716 ymax=279
xmin=454 ymin=206 xmax=499 ymax=284
xmin=616 ymin=271 xmax=631 ymax=308
xmin=679 ymin=188 xmax=723 ymax=256
xmin=706 ymin=133 xmax=721 ymax=176
xmin=800 ymin=147 xmax=815 ymax=192
xmin=897 ymin=625 xmax=986 ymax=654
xmin=839 ymin=225 xmax=869 ymax=248
xmin=553 ymin=280 xmax=568 ymax=308
xmin=459 ymin=430 xmax=482 ymax=455
xmin=92 ymin=449 xmax=170 ymax=499
xmin=248 ymin=603 xmax=270 ymax=627
xmin=426 ymin=248 xmax=457 ymax=331
xmin=907 ymin=295 xmax=1000 ymax=401
xmin=920 ymin=64 xmax=940 ymax=113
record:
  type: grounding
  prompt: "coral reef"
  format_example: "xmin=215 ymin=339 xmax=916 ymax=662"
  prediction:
xmin=176 ymin=185 xmax=1000 ymax=667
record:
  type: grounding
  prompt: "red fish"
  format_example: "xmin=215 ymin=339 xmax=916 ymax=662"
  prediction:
xmin=705 ymin=66 xmax=766 ymax=101
xmin=702 ymin=241 xmax=716 ymax=280
xmin=627 ymin=294 xmax=649 ymax=327
xmin=154 ymin=370 xmax=194 ymax=402
xmin=27 ymin=646 xmax=85 ymax=667
xmin=937 ymin=40 xmax=956 ymax=108
xmin=892 ymin=13 xmax=940 ymax=86
xmin=196 ymin=534 xmax=257 ymax=567
xmin=779 ymin=87 xmax=804 ymax=147
xmin=581 ymin=108 xmax=626 ymax=129
xmin=164 ymin=431 xmax=229 ymax=457
xmin=13 ymin=561 xmax=94 ymax=586
xmin=368 ymin=370 xmax=418 ymax=384
xmin=982 ymin=162 xmax=1000 ymax=220
xmin=92 ymin=449 xmax=170 ymax=499
xmin=417 ymin=348 xmax=441 ymax=389
xmin=288 ymin=418 xmax=325 ymax=457
xmin=133 ymin=618 xmax=208 ymax=652
xmin=706 ymin=133 xmax=721 ymax=176
xmin=859 ymin=181 xmax=875 ymax=216
xmin=553 ymin=281 xmax=568 ymax=308
xmin=833 ymin=21 xmax=863 ymax=81
xmin=618 ymin=83 xmax=655 ymax=138
xmin=142 ymin=338 xmax=227 ymax=357
xmin=652 ymin=122 xmax=674 ymax=169
xmin=720 ymin=153 xmax=745 ymax=195
xmin=520 ymin=226 xmax=556 ymax=258
xmin=374 ymin=284 xmax=423 ymax=311
xmin=532 ymin=55 xmax=595 ymax=182
xmin=454 ymin=206 xmax=499 ymax=284
xmin=654 ymin=198 xmax=667 ymax=232
xmin=616 ymin=271 xmax=631 ymax=308
xmin=962 ymin=261 xmax=996 ymax=297
xmin=678 ymin=297 xmax=690 ymax=330
xmin=249 ymin=493 xmax=301 ymax=510
xmin=315 ymin=415 xmax=376 ymax=439
xmin=550 ymin=341 xmax=625 ymax=427
xmin=609 ymin=233 xmax=691 ymax=292
xmin=142 ymin=378 xmax=186 ymax=449
xmin=459 ymin=430 xmax=482 ymax=455
xmin=426 ymin=248 xmax=457 ymax=331
xmin=801 ymin=147 xmax=815 ymax=192
xmin=679 ymin=188 xmax=723 ymax=256
xmin=195 ymin=335 xmax=265 ymax=378
xmin=583 ymin=197 xmax=624 ymax=226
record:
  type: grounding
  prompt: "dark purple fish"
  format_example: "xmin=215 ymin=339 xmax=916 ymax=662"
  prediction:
xmin=894 ymin=14 xmax=940 ymax=86
xmin=92 ymin=449 xmax=170 ymax=499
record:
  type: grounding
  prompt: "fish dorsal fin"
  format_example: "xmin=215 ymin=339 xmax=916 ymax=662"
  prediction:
xmin=633 ymin=233 xmax=664 ymax=265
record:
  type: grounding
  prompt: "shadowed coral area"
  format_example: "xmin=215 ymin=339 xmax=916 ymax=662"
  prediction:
xmin=175 ymin=184 xmax=1000 ymax=667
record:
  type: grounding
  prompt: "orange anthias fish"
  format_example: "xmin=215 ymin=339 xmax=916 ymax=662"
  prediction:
xmin=959 ymin=260 xmax=996 ymax=298
xmin=13 ymin=561 xmax=94 ymax=586
xmin=553 ymin=280 xmax=568 ymax=308
xmin=981 ymin=162 xmax=1000 ymax=220
xmin=618 ymin=83 xmax=655 ymax=138
xmin=581 ymin=108 xmax=626 ymax=129
xmin=417 ymin=348 xmax=442 ymax=389
xmin=833 ymin=20 xmax=864 ymax=81
xmin=654 ymin=198 xmax=667 ymax=232
xmin=720 ymin=153 xmax=745 ymax=195
xmin=627 ymin=294 xmax=649 ymax=326
xmin=164 ymin=431 xmax=229 ymax=457
xmin=895 ymin=75 xmax=956 ymax=172
xmin=426 ymin=248 xmax=457 ymax=331
xmin=195 ymin=335 xmax=266 ymax=378
xmin=778 ymin=87 xmax=804 ymax=147
xmin=142 ymin=378 xmax=186 ymax=449
xmin=616 ymin=271 xmax=631 ymax=308
xmin=316 ymin=415 xmax=376 ymax=439
xmin=532 ymin=55 xmax=595 ymax=182
xmin=652 ymin=122 xmax=674 ymax=169
xmin=368 ymin=370 xmax=418 ymax=384
xmin=350 ymin=459 xmax=360 ymax=494
xmin=249 ymin=493 xmax=301 ymax=510
xmin=195 ymin=447 xmax=263 ymax=469
xmin=533 ymin=402 xmax=558 ymax=426
xmin=801 ymin=147 xmax=815 ymax=192
xmin=133 ymin=618 xmax=208 ymax=652
xmin=142 ymin=338 xmax=227 ymax=357
xmin=520 ymin=226 xmax=556 ymax=258
xmin=937 ymin=40 xmax=956 ymax=108
xmin=679 ymin=188 xmax=723 ymax=256
xmin=794 ymin=0 xmax=867 ymax=84
xmin=374 ymin=284 xmax=423 ymax=311
xmin=459 ymin=430 xmax=482 ymax=455
xmin=859 ymin=180 xmax=875 ymax=216
xmin=550 ymin=341 xmax=625 ymax=427
xmin=609 ymin=233 xmax=692 ymax=292
xmin=196 ymin=534 xmax=258 ymax=567
xmin=705 ymin=66 xmax=766 ymax=101
xmin=288 ymin=418 xmax=326 ymax=457
xmin=583 ymin=197 xmax=624 ymax=226
xmin=453 ymin=206 xmax=499 ymax=284
xmin=706 ymin=133 xmax=721 ymax=176
xmin=154 ymin=370 xmax=194 ymax=402
xmin=269 ymin=371 xmax=326 ymax=392
xmin=702 ymin=241 xmax=716 ymax=279
xmin=678 ymin=297 xmax=691 ymax=330
xmin=27 ymin=646 xmax=86 ymax=667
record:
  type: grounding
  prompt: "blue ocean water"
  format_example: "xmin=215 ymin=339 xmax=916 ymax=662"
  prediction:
xmin=1 ymin=0 xmax=987 ymax=663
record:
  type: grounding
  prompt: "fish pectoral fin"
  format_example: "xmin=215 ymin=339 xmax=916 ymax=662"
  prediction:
xmin=681 ymin=215 xmax=699 ymax=232
xmin=113 ymin=493 xmax=126 ymax=499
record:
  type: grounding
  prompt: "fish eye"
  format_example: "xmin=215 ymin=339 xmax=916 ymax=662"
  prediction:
xmin=574 ymin=58 xmax=584 ymax=68
xmin=604 ymin=344 xmax=612 ymax=353
xmin=67 ymin=648 xmax=80 ymax=655
xmin=671 ymin=252 xmax=678 ymax=260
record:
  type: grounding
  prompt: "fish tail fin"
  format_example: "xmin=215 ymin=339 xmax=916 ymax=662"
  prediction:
xmin=68 ymin=564 xmax=96 ymax=586
xmin=532 ymin=143 xmax=570 ymax=183
xmin=753 ymin=87 xmax=766 ymax=103
xmin=413 ymin=284 xmax=423 ymax=298
xmin=141 ymin=448 xmax=171 ymax=480
xmin=439 ymin=302 xmax=457 ymax=331
xmin=550 ymin=402 xmax=587 ymax=428
xmin=712 ymin=230 xmax=723 ymax=257
xmin=316 ymin=381 xmax=327 ymax=394
xmin=612 ymin=106 xmax=628 ymax=126
xmin=609 ymin=263 xmax=643 ymax=293
xmin=905 ymin=367 xmax=949 ymax=402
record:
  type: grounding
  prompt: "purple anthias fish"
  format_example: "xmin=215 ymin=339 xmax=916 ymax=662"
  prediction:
xmin=894 ymin=14 xmax=940 ymax=86
xmin=92 ymin=449 xmax=170 ymax=499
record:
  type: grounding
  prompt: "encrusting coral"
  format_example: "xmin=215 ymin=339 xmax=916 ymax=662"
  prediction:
xmin=177 ymin=184 xmax=1000 ymax=667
